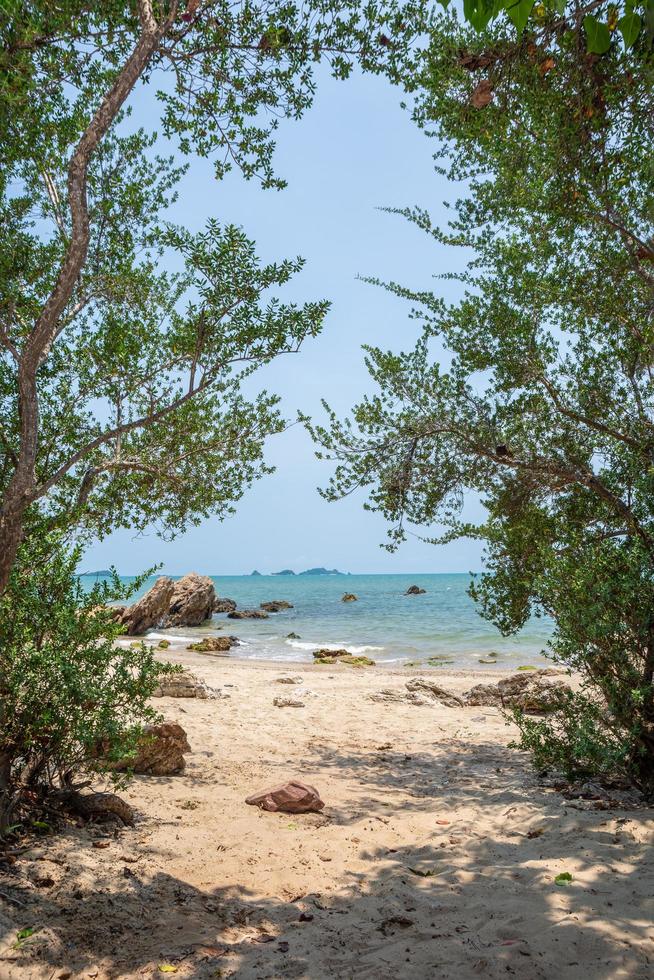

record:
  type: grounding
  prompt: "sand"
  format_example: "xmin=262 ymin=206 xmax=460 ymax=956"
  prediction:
xmin=1 ymin=654 xmax=653 ymax=979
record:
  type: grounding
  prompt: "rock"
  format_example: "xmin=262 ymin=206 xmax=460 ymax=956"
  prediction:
xmin=406 ymin=585 xmax=426 ymax=595
xmin=275 ymin=675 xmax=303 ymax=684
xmin=287 ymin=632 xmax=301 ymax=639
xmin=405 ymin=678 xmax=465 ymax=707
xmin=465 ymin=669 xmax=569 ymax=714
xmin=260 ymin=600 xmax=294 ymax=612
xmin=157 ymin=639 xmax=170 ymax=649
xmin=69 ymin=791 xmax=134 ymax=826
xmin=228 ymin=609 xmax=269 ymax=619
xmin=112 ymin=722 xmax=191 ymax=776
xmin=152 ymin=669 xmax=216 ymax=699
xmin=214 ymin=597 xmax=237 ymax=613
xmin=312 ymin=648 xmax=375 ymax=666
xmin=245 ymin=780 xmax=324 ymax=813
xmin=187 ymin=635 xmax=233 ymax=653
xmin=164 ymin=572 xmax=215 ymax=627
xmin=120 ymin=576 xmax=175 ymax=635
xmin=273 ymin=697 xmax=306 ymax=708
xmin=341 ymin=593 xmax=358 ymax=602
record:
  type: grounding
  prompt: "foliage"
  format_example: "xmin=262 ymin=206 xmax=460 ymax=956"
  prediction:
xmin=0 ymin=532 xmax=171 ymax=833
xmin=308 ymin=10 xmax=654 ymax=791
xmin=0 ymin=0 xmax=430 ymax=592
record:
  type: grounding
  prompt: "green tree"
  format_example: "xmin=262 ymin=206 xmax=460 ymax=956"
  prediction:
xmin=0 ymin=0 xmax=429 ymax=592
xmin=0 ymin=533 xmax=169 ymax=832
xmin=308 ymin=10 xmax=654 ymax=792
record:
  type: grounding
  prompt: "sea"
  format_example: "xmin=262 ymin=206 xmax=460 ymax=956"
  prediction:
xmin=87 ymin=572 xmax=554 ymax=670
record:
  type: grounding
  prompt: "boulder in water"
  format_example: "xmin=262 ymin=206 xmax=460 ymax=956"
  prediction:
xmin=164 ymin=572 xmax=215 ymax=627
xmin=187 ymin=635 xmax=233 ymax=653
xmin=214 ymin=597 xmax=237 ymax=613
xmin=228 ymin=608 xmax=269 ymax=619
xmin=260 ymin=600 xmax=294 ymax=612
xmin=120 ymin=577 xmax=175 ymax=636
xmin=341 ymin=593 xmax=358 ymax=602
xmin=406 ymin=585 xmax=426 ymax=595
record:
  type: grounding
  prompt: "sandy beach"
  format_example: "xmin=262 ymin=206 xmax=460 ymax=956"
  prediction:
xmin=1 ymin=654 xmax=653 ymax=979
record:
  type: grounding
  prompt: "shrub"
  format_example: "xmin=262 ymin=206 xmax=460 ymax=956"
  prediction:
xmin=0 ymin=535 xmax=172 ymax=834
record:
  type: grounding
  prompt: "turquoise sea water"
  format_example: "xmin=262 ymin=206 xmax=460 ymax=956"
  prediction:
xmin=92 ymin=572 xmax=553 ymax=670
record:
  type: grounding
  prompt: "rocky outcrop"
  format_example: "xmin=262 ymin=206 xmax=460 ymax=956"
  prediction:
xmin=120 ymin=577 xmax=175 ymax=635
xmin=245 ymin=780 xmax=324 ymax=813
xmin=406 ymin=585 xmax=426 ymax=595
xmin=214 ymin=597 xmax=237 ymax=613
xmin=112 ymin=722 xmax=191 ymax=776
xmin=152 ymin=669 xmax=216 ymax=699
xmin=466 ymin=669 xmax=568 ymax=714
xmin=164 ymin=572 xmax=215 ymax=627
xmin=341 ymin=593 xmax=358 ymax=602
xmin=260 ymin=600 xmax=294 ymax=612
xmin=405 ymin=678 xmax=465 ymax=707
xmin=273 ymin=696 xmax=306 ymax=708
xmin=187 ymin=635 xmax=234 ymax=654
xmin=313 ymin=648 xmax=375 ymax=666
xmin=228 ymin=608 xmax=269 ymax=619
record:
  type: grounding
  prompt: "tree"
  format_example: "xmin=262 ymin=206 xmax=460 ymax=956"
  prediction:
xmin=0 ymin=0 xmax=431 ymax=593
xmin=308 ymin=9 xmax=654 ymax=792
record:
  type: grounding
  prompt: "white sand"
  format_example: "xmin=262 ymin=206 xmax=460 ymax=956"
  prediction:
xmin=1 ymin=654 xmax=653 ymax=979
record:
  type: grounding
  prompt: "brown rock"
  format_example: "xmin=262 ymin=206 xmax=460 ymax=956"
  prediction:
xmin=120 ymin=577 xmax=175 ymax=635
xmin=245 ymin=780 xmax=324 ymax=813
xmin=406 ymin=585 xmax=426 ymax=595
xmin=164 ymin=572 xmax=216 ymax=627
xmin=187 ymin=635 xmax=233 ymax=653
xmin=466 ymin=669 xmax=569 ymax=714
xmin=341 ymin=593 xmax=358 ymax=602
xmin=214 ymin=597 xmax=237 ymax=613
xmin=273 ymin=696 xmax=306 ymax=708
xmin=112 ymin=722 xmax=191 ymax=776
xmin=405 ymin=678 xmax=465 ymax=707
xmin=152 ymin=669 xmax=215 ymax=699
xmin=228 ymin=608 xmax=269 ymax=619
xmin=260 ymin=600 xmax=294 ymax=612
xmin=312 ymin=648 xmax=375 ymax=666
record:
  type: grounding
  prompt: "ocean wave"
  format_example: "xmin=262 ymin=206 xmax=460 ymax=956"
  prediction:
xmin=285 ymin=639 xmax=384 ymax=654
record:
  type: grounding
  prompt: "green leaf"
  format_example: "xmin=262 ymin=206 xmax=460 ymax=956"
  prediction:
xmin=506 ymin=0 xmax=534 ymax=33
xmin=16 ymin=928 xmax=35 ymax=941
xmin=555 ymin=872 xmax=573 ymax=886
xmin=583 ymin=15 xmax=612 ymax=54
xmin=618 ymin=12 xmax=641 ymax=48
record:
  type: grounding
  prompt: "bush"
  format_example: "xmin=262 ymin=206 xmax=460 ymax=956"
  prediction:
xmin=0 ymin=535 xmax=172 ymax=834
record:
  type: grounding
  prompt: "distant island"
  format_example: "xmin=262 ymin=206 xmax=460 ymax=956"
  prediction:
xmin=80 ymin=569 xmax=113 ymax=577
xmin=271 ymin=569 xmax=295 ymax=576
xmin=300 ymin=567 xmax=346 ymax=576
xmin=250 ymin=570 xmax=262 ymax=576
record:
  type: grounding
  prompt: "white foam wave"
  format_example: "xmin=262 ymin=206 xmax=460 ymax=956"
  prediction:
xmin=285 ymin=639 xmax=384 ymax=654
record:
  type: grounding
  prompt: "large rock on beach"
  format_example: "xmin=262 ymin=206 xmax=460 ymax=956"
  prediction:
xmin=466 ymin=669 xmax=569 ymax=714
xmin=245 ymin=780 xmax=324 ymax=813
xmin=228 ymin=608 xmax=269 ymax=619
xmin=260 ymin=600 xmax=294 ymax=612
xmin=113 ymin=722 xmax=191 ymax=776
xmin=164 ymin=572 xmax=215 ymax=627
xmin=120 ymin=576 xmax=175 ymax=635
xmin=214 ymin=597 xmax=237 ymax=613
xmin=405 ymin=678 xmax=465 ymax=707
xmin=152 ymin=669 xmax=216 ymax=699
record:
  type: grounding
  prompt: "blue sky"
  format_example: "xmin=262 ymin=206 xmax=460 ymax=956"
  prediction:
xmin=82 ymin=64 xmax=486 ymax=576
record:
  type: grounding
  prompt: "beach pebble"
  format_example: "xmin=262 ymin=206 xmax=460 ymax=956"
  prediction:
xmin=275 ymin=675 xmax=303 ymax=685
xmin=273 ymin=697 xmax=306 ymax=708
